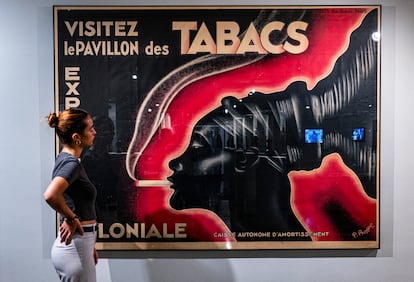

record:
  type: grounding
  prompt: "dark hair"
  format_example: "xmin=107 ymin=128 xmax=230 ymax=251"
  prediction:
xmin=47 ymin=108 xmax=90 ymax=144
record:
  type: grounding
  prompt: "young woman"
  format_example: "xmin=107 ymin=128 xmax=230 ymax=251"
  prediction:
xmin=44 ymin=108 xmax=98 ymax=281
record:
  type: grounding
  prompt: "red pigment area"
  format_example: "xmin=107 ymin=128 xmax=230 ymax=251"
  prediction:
xmin=288 ymin=153 xmax=376 ymax=241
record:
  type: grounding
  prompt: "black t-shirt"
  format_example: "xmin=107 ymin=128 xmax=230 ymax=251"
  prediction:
xmin=53 ymin=152 xmax=97 ymax=222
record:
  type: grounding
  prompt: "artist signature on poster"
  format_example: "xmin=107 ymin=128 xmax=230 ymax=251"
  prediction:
xmin=352 ymin=223 xmax=375 ymax=239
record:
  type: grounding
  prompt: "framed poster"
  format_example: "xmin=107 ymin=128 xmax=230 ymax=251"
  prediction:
xmin=53 ymin=5 xmax=380 ymax=250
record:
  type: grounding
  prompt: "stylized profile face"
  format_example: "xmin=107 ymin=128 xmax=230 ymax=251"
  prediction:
xmin=167 ymin=95 xmax=306 ymax=232
xmin=168 ymin=123 xmax=232 ymax=212
xmin=167 ymin=120 xmax=304 ymax=232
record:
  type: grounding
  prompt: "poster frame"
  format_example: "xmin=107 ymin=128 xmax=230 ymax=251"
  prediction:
xmin=53 ymin=5 xmax=381 ymax=251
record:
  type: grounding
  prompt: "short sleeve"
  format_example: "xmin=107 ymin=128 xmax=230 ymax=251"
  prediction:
xmin=53 ymin=158 xmax=81 ymax=185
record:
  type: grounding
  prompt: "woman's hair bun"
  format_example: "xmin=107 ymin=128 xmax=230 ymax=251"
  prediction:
xmin=47 ymin=112 xmax=59 ymax=128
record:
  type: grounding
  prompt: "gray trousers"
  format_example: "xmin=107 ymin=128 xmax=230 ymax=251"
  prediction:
xmin=51 ymin=227 xmax=96 ymax=282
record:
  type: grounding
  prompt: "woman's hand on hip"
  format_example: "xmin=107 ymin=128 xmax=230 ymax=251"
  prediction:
xmin=60 ymin=218 xmax=83 ymax=244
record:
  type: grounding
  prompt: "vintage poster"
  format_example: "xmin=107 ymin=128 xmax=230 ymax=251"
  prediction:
xmin=54 ymin=6 xmax=380 ymax=250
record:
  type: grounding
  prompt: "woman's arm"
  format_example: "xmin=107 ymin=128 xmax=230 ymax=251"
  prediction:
xmin=44 ymin=176 xmax=83 ymax=244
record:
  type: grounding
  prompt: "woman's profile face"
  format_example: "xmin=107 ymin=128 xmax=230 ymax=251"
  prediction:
xmin=80 ymin=116 xmax=96 ymax=147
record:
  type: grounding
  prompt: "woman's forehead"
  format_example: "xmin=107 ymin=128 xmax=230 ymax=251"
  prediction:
xmin=85 ymin=116 xmax=94 ymax=127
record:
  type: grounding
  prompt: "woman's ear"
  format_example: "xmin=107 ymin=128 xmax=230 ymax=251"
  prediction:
xmin=72 ymin=133 xmax=81 ymax=144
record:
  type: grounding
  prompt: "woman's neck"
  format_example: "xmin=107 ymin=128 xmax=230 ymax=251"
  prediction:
xmin=61 ymin=145 xmax=82 ymax=158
